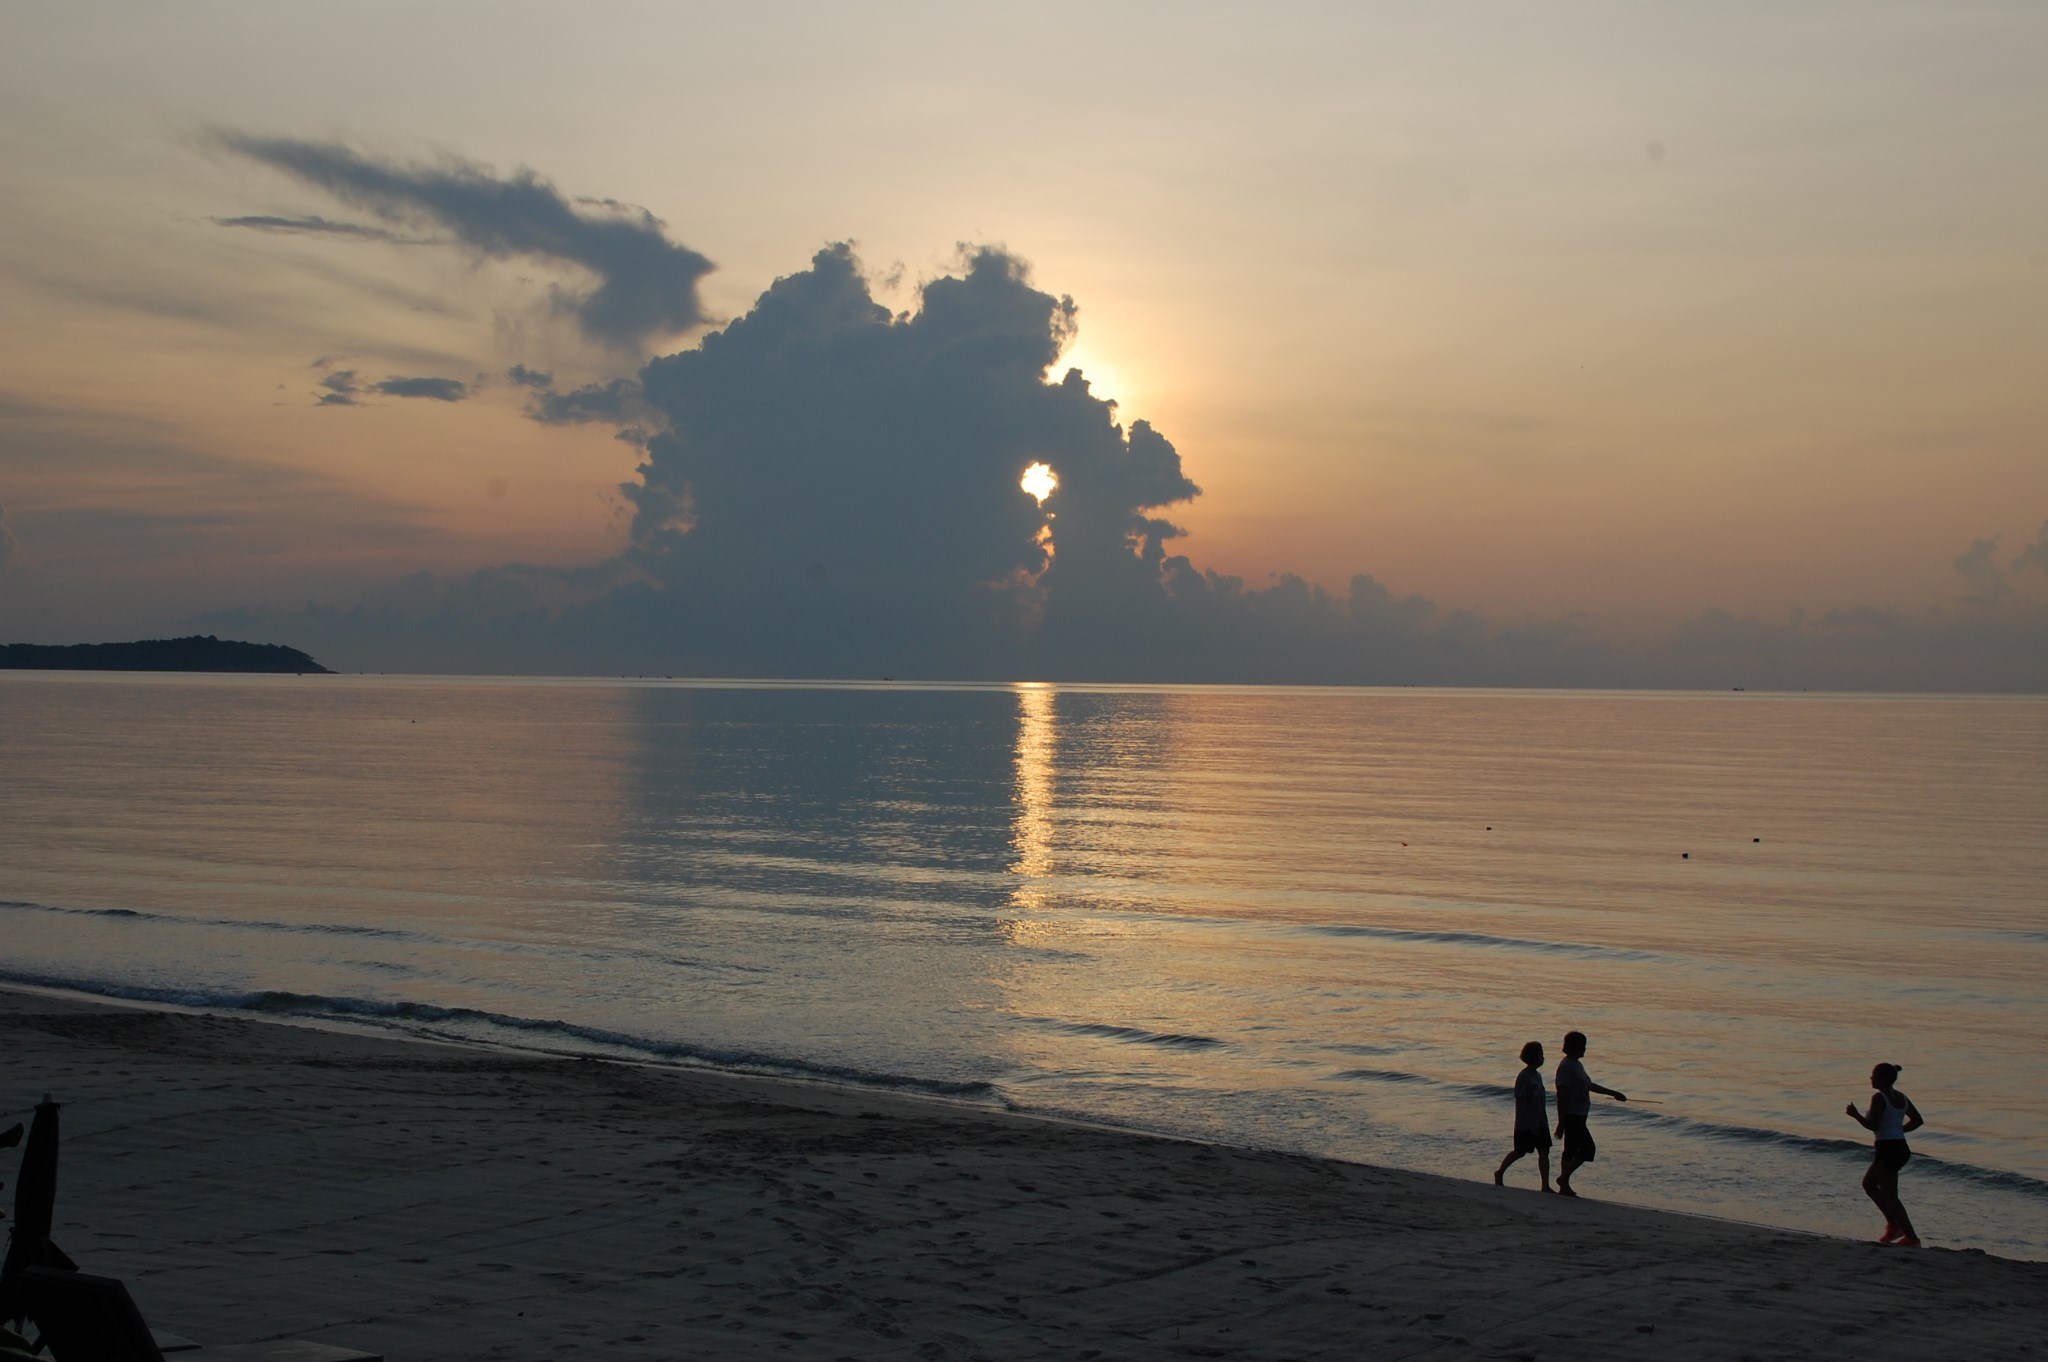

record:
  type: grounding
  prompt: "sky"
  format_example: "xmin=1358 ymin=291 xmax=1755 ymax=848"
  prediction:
xmin=3 ymin=1 xmax=2046 ymax=688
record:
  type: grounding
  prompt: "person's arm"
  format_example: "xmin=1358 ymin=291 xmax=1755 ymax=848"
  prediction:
xmin=1902 ymin=1099 xmax=1924 ymax=1134
xmin=1589 ymin=1075 xmax=1627 ymax=1102
xmin=1845 ymin=1094 xmax=1878 ymax=1130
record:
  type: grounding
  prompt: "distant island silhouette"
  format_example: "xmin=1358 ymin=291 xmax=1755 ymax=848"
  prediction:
xmin=0 ymin=635 xmax=332 ymax=673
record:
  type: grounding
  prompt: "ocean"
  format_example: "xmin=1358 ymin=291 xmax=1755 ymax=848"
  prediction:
xmin=3 ymin=672 xmax=2044 ymax=1258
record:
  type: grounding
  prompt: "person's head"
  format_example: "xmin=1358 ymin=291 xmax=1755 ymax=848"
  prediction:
xmin=1871 ymin=1062 xmax=1902 ymax=1090
xmin=1563 ymin=1030 xmax=1588 ymax=1058
xmin=1520 ymin=1041 xmax=1544 ymax=1067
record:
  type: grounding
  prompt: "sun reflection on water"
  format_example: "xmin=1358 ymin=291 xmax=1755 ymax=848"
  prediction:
xmin=1008 ymin=683 xmax=1056 ymax=893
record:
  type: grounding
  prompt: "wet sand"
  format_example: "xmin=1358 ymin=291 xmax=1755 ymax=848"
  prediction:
xmin=3 ymin=986 xmax=2042 ymax=1360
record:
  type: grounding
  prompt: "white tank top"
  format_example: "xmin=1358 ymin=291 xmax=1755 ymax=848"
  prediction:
xmin=1874 ymin=1089 xmax=1909 ymax=1141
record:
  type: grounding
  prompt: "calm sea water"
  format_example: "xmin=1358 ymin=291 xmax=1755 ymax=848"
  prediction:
xmin=3 ymin=673 xmax=2045 ymax=1257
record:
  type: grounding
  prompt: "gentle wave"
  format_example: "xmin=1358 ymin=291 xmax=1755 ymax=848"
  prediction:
xmin=1602 ymin=1104 xmax=2048 ymax=1201
xmin=0 ymin=897 xmax=766 ymax=976
xmin=0 ymin=898 xmax=412 ymax=940
xmin=1302 ymin=922 xmax=1660 ymax=961
xmin=1017 ymin=1016 xmax=1226 ymax=1049
xmin=0 ymin=966 xmax=1002 ymax=1104
xmin=1330 ymin=1067 xmax=1506 ymax=1101
xmin=1328 ymin=1063 xmax=2048 ymax=1203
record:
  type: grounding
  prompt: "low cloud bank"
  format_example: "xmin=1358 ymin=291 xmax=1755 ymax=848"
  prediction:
xmin=196 ymin=242 xmax=2047 ymax=691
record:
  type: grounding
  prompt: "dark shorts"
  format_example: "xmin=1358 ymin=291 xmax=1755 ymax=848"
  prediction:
xmin=1513 ymin=1126 xmax=1551 ymax=1155
xmin=1875 ymin=1139 xmax=1911 ymax=1171
xmin=1560 ymin=1113 xmax=1595 ymax=1163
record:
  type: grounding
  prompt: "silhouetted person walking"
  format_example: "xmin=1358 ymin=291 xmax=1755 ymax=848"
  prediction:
xmin=1846 ymin=1062 xmax=1924 ymax=1246
xmin=1554 ymin=1030 xmax=1625 ymax=1197
xmin=1494 ymin=1041 xmax=1553 ymax=1191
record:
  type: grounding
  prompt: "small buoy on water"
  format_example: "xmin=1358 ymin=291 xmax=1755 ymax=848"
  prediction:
xmin=1681 ymin=852 xmax=1689 ymax=859
xmin=1753 ymin=837 xmax=1760 ymax=843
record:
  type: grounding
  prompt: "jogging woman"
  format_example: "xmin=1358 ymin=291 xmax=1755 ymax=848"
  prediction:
xmin=1845 ymin=1062 xmax=1924 ymax=1246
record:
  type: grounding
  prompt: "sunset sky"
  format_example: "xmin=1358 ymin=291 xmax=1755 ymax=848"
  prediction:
xmin=4 ymin=2 xmax=2045 ymax=686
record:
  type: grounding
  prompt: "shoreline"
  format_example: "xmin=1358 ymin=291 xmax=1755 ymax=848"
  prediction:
xmin=5 ymin=986 xmax=2045 ymax=1360
xmin=10 ymin=974 xmax=2035 ymax=1259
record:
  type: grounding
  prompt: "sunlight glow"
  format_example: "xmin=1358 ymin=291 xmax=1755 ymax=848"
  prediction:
xmin=1020 ymin=462 xmax=1058 ymax=504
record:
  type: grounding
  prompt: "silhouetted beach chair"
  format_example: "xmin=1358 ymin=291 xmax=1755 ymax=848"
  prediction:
xmin=4 ymin=1266 xmax=166 ymax=1361
xmin=1 ymin=1097 xmax=380 ymax=1362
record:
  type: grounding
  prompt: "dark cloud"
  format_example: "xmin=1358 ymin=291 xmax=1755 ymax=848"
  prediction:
xmin=2015 ymin=520 xmax=2048 ymax=576
xmin=317 ymin=370 xmax=360 ymax=406
xmin=592 ymin=243 xmax=1207 ymax=673
xmin=213 ymin=214 xmax=429 ymax=245
xmin=529 ymin=378 xmax=645 ymax=427
xmin=313 ymin=370 xmax=468 ymax=405
xmin=372 ymin=375 xmax=469 ymax=402
xmin=213 ymin=133 xmax=714 ymax=349
xmin=1953 ymin=536 xmax=2011 ymax=604
xmin=506 ymin=364 xmax=554 ymax=390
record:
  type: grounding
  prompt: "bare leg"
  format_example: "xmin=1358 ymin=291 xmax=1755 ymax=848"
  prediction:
xmin=1537 ymin=1148 xmax=1552 ymax=1192
xmin=1494 ymin=1148 xmax=1524 ymax=1185
xmin=1889 ymin=1197 xmax=1918 ymax=1242
xmin=1864 ymin=1162 xmax=1917 ymax=1242
xmin=1558 ymin=1151 xmax=1583 ymax=1195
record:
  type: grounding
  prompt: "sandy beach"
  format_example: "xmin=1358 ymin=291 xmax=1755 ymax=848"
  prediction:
xmin=3 ymin=987 xmax=2042 ymax=1361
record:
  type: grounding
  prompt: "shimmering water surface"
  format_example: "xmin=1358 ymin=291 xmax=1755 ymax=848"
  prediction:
xmin=3 ymin=673 xmax=2045 ymax=1256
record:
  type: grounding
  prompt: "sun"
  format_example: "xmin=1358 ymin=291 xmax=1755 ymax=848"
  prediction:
xmin=1051 ymin=339 xmax=1134 ymax=414
xmin=1020 ymin=462 xmax=1058 ymax=505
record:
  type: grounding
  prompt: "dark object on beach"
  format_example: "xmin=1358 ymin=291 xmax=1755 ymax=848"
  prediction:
xmin=0 ymin=636 xmax=332 ymax=674
xmin=1 ymin=1096 xmax=76 ymax=1290
xmin=0 ymin=1121 xmax=19 ymax=1223
xmin=1 ymin=1268 xmax=165 ymax=1362
xmin=0 ymin=1101 xmax=381 ymax=1361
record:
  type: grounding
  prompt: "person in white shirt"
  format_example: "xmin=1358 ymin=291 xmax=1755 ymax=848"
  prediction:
xmin=1553 ymin=1030 xmax=1626 ymax=1197
xmin=1846 ymin=1061 xmax=1925 ymax=1246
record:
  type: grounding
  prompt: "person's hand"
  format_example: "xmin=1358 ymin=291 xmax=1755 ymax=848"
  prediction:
xmin=1614 ymin=1092 xmax=1627 ymax=1103
xmin=1845 ymin=1101 xmax=1858 ymax=1118
xmin=1554 ymin=1124 xmax=1562 ymax=1138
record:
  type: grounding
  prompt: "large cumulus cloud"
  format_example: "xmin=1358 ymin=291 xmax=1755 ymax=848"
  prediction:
xmin=607 ymin=245 xmax=1201 ymax=674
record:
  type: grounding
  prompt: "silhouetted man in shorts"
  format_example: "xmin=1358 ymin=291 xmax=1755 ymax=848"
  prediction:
xmin=1554 ymin=1030 xmax=1626 ymax=1197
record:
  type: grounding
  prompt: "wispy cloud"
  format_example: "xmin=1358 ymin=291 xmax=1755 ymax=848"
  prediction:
xmin=212 ymin=133 xmax=714 ymax=350
xmin=372 ymin=375 xmax=468 ymax=402
xmin=313 ymin=369 xmax=469 ymax=406
xmin=211 ymin=214 xmax=432 ymax=245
